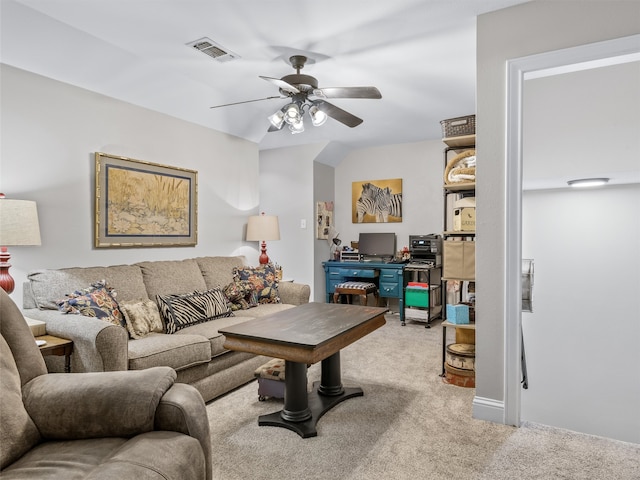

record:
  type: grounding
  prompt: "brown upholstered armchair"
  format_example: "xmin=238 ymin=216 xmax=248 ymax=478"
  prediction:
xmin=0 ymin=289 xmax=212 ymax=480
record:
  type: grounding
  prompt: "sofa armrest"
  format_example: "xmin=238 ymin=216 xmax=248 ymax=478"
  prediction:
xmin=23 ymin=367 xmax=176 ymax=439
xmin=22 ymin=308 xmax=128 ymax=372
xmin=155 ymin=383 xmax=212 ymax=480
xmin=278 ymin=282 xmax=311 ymax=305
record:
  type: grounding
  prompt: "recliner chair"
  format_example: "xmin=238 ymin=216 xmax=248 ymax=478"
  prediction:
xmin=0 ymin=288 xmax=212 ymax=480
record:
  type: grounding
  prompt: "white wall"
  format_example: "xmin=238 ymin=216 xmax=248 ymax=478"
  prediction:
xmin=334 ymin=140 xmax=445 ymax=252
xmin=522 ymin=185 xmax=640 ymax=443
xmin=476 ymin=0 xmax=640 ymax=431
xmin=313 ymin=161 xmax=336 ymax=302
xmin=258 ymin=144 xmax=327 ymax=292
xmin=0 ymin=64 xmax=260 ymax=304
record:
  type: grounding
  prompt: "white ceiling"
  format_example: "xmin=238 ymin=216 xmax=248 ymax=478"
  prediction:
xmin=1 ymin=0 xmax=530 ymax=158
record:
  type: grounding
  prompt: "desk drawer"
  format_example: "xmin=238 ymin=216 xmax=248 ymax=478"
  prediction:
xmin=327 ymin=269 xmax=343 ymax=280
xmin=380 ymin=281 xmax=400 ymax=297
xmin=380 ymin=268 xmax=402 ymax=281
xmin=338 ymin=268 xmax=377 ymax=279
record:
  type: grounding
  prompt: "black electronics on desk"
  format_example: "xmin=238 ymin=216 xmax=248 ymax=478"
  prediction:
xmin=358 ymin=232 xmax=396 ymax=262
xmin=408 ymin=234 xmax=442 ymax=266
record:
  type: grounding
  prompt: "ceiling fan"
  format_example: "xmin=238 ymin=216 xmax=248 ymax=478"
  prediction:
xmin=210 ymin=55 xmax=382 ymax=134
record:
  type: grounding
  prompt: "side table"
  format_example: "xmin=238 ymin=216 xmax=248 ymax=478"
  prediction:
xmin=36 ymin=335 xmax=74 ymax=373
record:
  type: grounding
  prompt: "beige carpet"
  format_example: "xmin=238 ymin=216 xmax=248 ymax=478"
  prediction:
xmin=205 ymin=315 xmax=639 ymax=479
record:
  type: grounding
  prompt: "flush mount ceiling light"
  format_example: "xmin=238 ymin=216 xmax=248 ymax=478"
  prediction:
xmin=567 ymin=178 xmax=610 ymax=188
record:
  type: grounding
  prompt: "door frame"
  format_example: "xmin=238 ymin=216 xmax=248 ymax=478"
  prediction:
xmin=503 ymin=34 xmax=640 ymax=426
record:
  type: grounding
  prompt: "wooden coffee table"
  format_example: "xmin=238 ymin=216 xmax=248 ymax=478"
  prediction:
xmin=219 ymin=302 xmax=387 ymax=438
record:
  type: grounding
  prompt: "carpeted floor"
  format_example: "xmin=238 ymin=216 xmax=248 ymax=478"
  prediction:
xmin=205 ymin=314 xmax=639 ymax=479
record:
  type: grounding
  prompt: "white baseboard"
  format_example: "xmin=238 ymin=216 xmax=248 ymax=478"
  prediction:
xmin=472 ymin=396 xmax=505 ymax=424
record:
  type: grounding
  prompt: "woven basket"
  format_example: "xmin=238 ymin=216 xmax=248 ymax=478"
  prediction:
xmin=440 ymin=114 xmax=476 ymax=138
xmin=444 ymin=149 xmax=476 ymax=185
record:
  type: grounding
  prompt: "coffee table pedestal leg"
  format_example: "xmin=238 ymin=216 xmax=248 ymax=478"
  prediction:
xmin=281 ymin=361 xmax=312 ymax=422
xmin=258 ymin=353 xmax=363 ymax=438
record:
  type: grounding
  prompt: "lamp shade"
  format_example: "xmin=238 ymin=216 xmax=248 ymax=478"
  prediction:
xmin=246 ymin=215 xmax=280 ymax=242
xmin=0 ymin=199 xmax=41 ymax=246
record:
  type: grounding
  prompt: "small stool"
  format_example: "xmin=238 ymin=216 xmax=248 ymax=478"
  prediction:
xmin=254 ymin=358 xmax=285 ymax=401
xmin=333 ymin=281 xmax=379 ymax=306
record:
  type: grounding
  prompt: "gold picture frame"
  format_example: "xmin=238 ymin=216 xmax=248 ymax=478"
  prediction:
xmin=95 ymin=152 xmax=198 ymax=248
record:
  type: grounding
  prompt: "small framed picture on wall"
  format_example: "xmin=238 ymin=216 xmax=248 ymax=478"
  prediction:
xmin=316 ymin=201 xmax=334 ymax=239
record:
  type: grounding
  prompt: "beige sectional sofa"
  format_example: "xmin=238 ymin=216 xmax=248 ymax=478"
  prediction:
xmin=22 ymin=256 xmax=310 ymax=403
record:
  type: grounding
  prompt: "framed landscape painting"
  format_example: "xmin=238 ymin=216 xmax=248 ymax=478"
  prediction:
xmin=95 ymin=152 xmax=198 ymax=248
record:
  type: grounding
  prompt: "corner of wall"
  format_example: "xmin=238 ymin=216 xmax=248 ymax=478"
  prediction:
xmin=473 ymin=396 xmax=506 ymax=425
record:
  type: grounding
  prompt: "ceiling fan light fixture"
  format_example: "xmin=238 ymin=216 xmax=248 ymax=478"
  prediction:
xmin=268 ymin=109 xmax=285 ymax=129
xmin=289 ymin=119 xmax=305 ymax=134
xmin=283 ymin=103 xmax=301 ymax=125
xmin=309 ymin=105 xmax=327 ymax=126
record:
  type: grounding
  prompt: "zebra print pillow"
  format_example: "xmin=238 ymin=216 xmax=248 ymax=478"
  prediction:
xmin=156 ymin=288 xmax=233 ymax=334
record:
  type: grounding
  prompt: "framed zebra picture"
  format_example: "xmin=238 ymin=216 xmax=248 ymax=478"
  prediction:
xmin=352 ymin=178 xmax=403 ymax=223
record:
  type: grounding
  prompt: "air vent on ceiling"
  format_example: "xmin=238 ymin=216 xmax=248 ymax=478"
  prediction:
xmin=186 ymin=37 xmax=240 ymax=63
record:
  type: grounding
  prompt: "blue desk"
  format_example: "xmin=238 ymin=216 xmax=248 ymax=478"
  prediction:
xmin=322 ymin=261 xmax=406 ymax=324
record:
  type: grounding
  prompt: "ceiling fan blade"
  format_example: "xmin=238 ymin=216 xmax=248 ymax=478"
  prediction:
xmin=311 ymin=86 xmax=382 ymax=99
xmin=259 ymin=76 xmax=300 ymax=94
xmin=315 ymin=100 xmax=363 ymax=128
xmin=210 ymin=96 xmax=285 ymax=108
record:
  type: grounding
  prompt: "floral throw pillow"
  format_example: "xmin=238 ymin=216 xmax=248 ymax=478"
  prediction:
xmin=232 ymin=264 xmax=280 ymax=304
xmin=223 ymin=280 xmax=259 ymax=311
xmin=56 ymin=280 xmax=124 ymax=327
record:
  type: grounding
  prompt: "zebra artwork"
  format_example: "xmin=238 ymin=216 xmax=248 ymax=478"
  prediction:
xmin=356 ymin=182 xmax=402 ymax=223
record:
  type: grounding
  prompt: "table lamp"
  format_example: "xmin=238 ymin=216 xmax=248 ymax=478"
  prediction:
xmin=0 ymin=194 xmax=42 ymax=294
xmin=246 ymin=213 xmax=280 ymax=265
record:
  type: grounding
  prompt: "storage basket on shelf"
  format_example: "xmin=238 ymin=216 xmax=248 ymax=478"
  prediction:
xmin=440 ymin=114 xmax=476 ymax=138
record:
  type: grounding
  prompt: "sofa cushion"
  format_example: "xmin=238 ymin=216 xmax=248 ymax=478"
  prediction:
xmin=0 ymin=336 xmax=41 ymax=470
xmin=232 ymin=303 xmax=295 ymax=319
xmin=136 ymin=259 xmax=207 ymax=300
xmin=233 ymin=264 xmax=281 ymax=304
xmin=56 ymin=281 xmax=125 ymax=327
xmin=156 ymin=288 xmax=232 ymax=334
xmin=127 ymin=333 xmax=211 ymax=372
xmin=120 ymin=299 xmax=164 ymax=339
xmin=27 ymin=265 xmax=148 ymax=310
xmin=0 ymin=433 xmax=205 ymax=480
xmin=1 ymin=437 xmax=129 ymax=478
xmin=195 ymin=255 xmax=246 ymax=290
xmin=178 ymin=314 xmax=256 ymax=357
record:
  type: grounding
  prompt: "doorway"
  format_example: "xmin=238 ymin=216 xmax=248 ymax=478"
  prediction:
xmin=504 ymin=34 xmax=640 ymax=442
